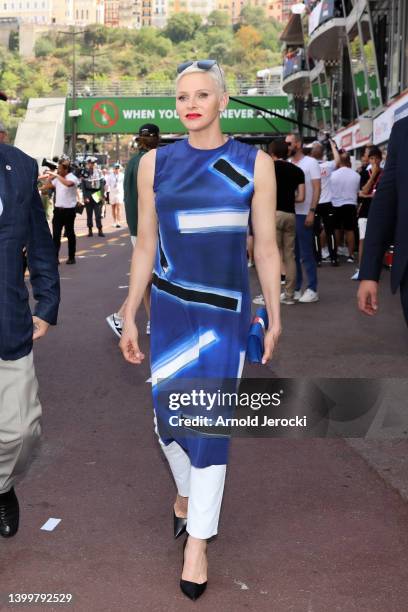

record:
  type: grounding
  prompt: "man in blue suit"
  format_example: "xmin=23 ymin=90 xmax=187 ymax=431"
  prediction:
xmin=358 ymin=120 xmax=408 ymax=325
xmin=0 ymin=142 xmax=60 ymax=537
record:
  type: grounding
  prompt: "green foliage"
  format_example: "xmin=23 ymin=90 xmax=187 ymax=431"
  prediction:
xmin=34 ymin=37 xmax=55 ymax=58
xmin=54 ymin=66 xmax=69 ymax=79
xmin=239 ymin=6 xmax=266 ymax=29
xmin=0 ymin=12 xmax=284 ymax=139
xmin=9 ymin=30 xmax=19 ymax=52
xmin=207 ymin=10 xmax=230 ymax=29
xmin=164 ymin=13 xmax=202 ymax=43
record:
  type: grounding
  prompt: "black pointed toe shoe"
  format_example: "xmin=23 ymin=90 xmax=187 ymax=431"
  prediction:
xmin=173 ymin=510 xmax=187 ymax=539
xmin=180 ymin=579 xmax=207 ymax=601
xmin=0 ymin=487 xmax=19 ymax=538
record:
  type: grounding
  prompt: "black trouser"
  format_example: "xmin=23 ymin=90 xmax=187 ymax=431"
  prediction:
xmin=313 ymin=202 xmax=337 ymax=262
xmin=400 ymin=267 xmax=408 ymax=326
xmin=52 ymin=207 xmax=76 ymax=259
xmin=85 ymin=199 xmax=103 ymax=230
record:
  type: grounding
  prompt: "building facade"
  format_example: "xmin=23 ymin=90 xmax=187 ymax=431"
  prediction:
xmin=0 ymin=0 xmax=104 ymax=25
xmin=281 ymin=0 xmax=408 ymax=153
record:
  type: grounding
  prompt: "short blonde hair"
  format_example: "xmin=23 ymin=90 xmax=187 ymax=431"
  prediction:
xmin=176 ymin=62 xmax=227 ymax=94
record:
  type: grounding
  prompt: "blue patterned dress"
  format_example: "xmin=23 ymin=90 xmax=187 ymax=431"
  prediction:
xmin=151 ymin=138 xmax=258 ymax=467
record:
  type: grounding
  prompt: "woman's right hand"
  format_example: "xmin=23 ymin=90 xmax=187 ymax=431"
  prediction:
xmin=119 ymin=319 xmax=145 ymax=365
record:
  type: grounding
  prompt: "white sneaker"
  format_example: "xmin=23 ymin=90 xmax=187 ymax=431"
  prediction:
xmin=253 ymin=294 xmax=265 ymax=305
xmin=338 ymin=246 xmax=348 ymax=257
xmin=106 ymin=313 xmax=123 ymax=338
xmin=294 ymin=290 xmax=302 ymax=301
xmin=321 ymin=247 xmax=329 ymax=259
xmin=146 ymin=320 xmax=150 ymax=335
xmin=281 ymin=296 xmax=296 ymax=305
xmin=298 ymin=288 xmax=319 ymax=303
xmin=351 ymin=269 xmax=360 ymax=280
xmin=247 ymin=261 xmax=254 ymax=268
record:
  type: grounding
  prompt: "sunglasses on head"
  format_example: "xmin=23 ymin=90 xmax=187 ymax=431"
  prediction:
xmin=176 ymin=59 xmax=218 ymax=74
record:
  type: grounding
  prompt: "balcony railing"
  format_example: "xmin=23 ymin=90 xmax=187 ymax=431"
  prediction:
xmin=308 ymin=0 xmax=344 ymax=36
xmin=69 ymin=79 xmax=283 ymax=97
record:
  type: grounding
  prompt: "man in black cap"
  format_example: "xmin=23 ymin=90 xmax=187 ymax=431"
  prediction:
xmin=106 ymin=123 xmax=160 ymax=337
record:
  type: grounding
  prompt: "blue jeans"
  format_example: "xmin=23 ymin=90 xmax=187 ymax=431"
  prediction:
xmin=295 ymin=214 xmax=318 ymax=292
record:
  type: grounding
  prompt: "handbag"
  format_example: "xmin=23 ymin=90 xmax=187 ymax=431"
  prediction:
xmin=75 ymin=202 xmax=85 ymax=215
xmin=246 ymin=307 xmax=269 ymax=364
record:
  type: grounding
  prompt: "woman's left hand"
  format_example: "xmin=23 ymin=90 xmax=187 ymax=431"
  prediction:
xmin=262 ymin=324 xmax=281 ymax=365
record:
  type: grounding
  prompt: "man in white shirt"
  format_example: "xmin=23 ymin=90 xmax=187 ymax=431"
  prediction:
xmin=330 ymin=153 xmax=360 ymax=263
xmin=311 ymin=140 xmax=340 ymax=265
xmin=286 ymin=134 xmax=321 ymax=303
xmin=40 ymin=157 xmax=80 ymax=264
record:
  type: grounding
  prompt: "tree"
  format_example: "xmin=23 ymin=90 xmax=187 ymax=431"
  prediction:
xmin=239 ymin=6 xmax=266 ymax=29
xmin=209 ymin=43 xmax=230 ymax=64
xmin=235 ymin=26 xmax=262 ymax=51
xmin=207 ymin=10 xmax=230 ymax=29
xmin=163 ymin=13 xmax=202 ymax=44
xmin=34 ymin=37 xmax=55 ymax=58
xmin=9 ymin=30 xmax=19 ymax=52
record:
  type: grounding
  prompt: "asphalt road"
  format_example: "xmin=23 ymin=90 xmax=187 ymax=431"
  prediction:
xmin=2 ymin=217 xmax=408 ymax=612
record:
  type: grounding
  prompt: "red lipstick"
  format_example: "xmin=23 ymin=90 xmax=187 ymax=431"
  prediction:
xmin=186 ymin=113 xmax=202 ymax=119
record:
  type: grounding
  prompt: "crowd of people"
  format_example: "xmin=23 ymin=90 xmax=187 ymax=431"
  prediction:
xmin=253 ymin=136 xmax=385 ymax=306
xmin=38 ymin=153 xmax=126 ymax=264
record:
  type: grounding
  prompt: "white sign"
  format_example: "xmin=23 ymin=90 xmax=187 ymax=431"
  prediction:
xmin=373 ymin=90 xmax=408 ymax=144
xmin=334 ymin=121 xmax=372 ymax=151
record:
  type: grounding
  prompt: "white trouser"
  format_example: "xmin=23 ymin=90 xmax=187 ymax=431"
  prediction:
xmin=0 ymin=352 xmax=42 ymax=494
xmin=158 ymin=438 xmax=226 ymax=539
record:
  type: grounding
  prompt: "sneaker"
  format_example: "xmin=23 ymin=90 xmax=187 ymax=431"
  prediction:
xmin=298 ymin=288 xmax=319 ymax=303
xmin=280 ymin=274 xmax=286 ymax=285
xmin=247 ymin=261 xmax=254 ymax=268
xmin=146 ymin=320 xmax=150 ymax=335
xmin=98 ymin=229 xmax=105 ymax=237
xmin=321 ymin=247 xmax=329 ymax=259
xmin=116 ymin=223 xmax=121 ymax=228
xmin=281 ymin=297 xmax=296 ymax=305
xmin=351 ymin=269 xmax=360 ymax=281
xmin=346 ymin=256 xmax=355 ymax=263
xmin=338 ymin=246 xmax=349 ymax=256
xmin=294 ymin=290 xmax=302 ymax=301
xmin=252 ymin=294 xmax=265 ymax=305
xmin=106 ymin=313 xmax=123 ymax=338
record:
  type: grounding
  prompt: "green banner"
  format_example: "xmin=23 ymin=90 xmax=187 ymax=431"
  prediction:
xmin=65 ymin=96 xmax=295 ymax=135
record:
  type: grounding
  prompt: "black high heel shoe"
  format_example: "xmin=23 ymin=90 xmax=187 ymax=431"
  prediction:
xmin=173 ymin=510 xmax=187 ymax=539
xmin=180 ymin=537 xmax=208 ymax=601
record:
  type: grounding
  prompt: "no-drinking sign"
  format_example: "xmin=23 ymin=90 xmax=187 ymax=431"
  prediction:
xmin=66 ymin=96 xmax=295 ymax=135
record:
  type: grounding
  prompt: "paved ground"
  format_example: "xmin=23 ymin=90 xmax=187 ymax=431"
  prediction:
xmin=2 ymin=217 xmax=408 ymax=611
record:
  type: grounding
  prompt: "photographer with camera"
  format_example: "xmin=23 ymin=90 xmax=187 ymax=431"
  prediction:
xmin=39 ymin=156 xmax=80 ymax=265
xmin=81 ymin=157 xmax=105 ymax=237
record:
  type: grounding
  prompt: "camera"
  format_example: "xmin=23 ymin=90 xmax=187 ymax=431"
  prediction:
xmin=42 ymin=158 xmax=58 ymax=171
xmin=71 ymin=159 xmax=88 ymax=179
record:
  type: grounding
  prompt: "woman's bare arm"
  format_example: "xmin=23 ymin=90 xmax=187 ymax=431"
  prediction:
xmin=251 ymin=150 xmax=281 ymax=363
xmin=120 ymin=149 xmax=158 ymax=364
